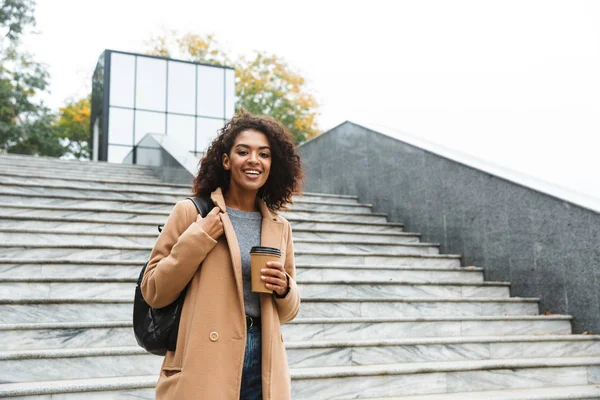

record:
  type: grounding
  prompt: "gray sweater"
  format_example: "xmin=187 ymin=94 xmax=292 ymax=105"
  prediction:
xmin=227 ymin=207 xmax=262 ymax=318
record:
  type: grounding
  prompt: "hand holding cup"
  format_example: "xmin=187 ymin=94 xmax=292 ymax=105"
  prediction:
xmin=250 ymin=247 xmax=285 ymax=294
xmin=260 ymin=261 xmax=289 ymax=297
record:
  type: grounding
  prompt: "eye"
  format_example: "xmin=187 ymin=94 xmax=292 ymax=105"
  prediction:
xmin=260 ymin=153 xmax=270 ymax=158
xmin=238 ymin=150 xmax=248 ymax=155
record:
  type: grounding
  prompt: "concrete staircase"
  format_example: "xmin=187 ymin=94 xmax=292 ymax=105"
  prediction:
xmin=0 ymin=152 xmax=599 ymax=399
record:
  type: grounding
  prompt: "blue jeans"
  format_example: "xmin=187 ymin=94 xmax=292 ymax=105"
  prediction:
xmin=240 ymin=325 xmax=262 ymax=400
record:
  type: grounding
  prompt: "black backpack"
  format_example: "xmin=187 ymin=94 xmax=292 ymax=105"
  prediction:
xmin=133 ymin=196 xmax=214 ymax=356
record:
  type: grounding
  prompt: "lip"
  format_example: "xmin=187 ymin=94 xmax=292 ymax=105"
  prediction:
xmin=243 ymin=170 xmax=262 ymax=180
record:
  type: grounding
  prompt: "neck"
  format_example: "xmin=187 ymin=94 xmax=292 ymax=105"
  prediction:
xmin=223 ymin=185 xmax=259 ymax=212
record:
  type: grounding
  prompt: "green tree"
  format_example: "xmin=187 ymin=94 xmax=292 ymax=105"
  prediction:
xmin=147 ymin=32 xmax=320 ymax=144
xmin=0 ymin=0 xmax=65 ymax=157
xmin=0 ymin=0 xmax=35 ymax=41
xmin=54 ymin=96 xmax=91 ymax=159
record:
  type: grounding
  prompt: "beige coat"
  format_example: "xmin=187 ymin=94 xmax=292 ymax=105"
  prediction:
xmin=141 ymin=187 xmax=300 ymax=399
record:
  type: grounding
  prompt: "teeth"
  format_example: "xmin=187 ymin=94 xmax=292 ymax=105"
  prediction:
xmin=245 ymin=171 xmax=260 ymax=175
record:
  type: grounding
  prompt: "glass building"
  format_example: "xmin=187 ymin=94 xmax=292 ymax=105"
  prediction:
xmin=91 ymin=50 xmax=235 ymax=163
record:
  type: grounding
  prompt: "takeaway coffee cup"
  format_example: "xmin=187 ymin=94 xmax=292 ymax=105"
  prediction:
xmin=250 ymin=246 xmax=282 ymax=294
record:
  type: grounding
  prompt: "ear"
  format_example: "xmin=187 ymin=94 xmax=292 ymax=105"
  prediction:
xmin=222 ymin=153 xmax=230 ymax=171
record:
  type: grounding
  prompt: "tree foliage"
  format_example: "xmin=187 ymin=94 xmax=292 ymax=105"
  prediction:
xmin=0 ymin=0 xmax=66 ymax=157
xmin=147 ymin=32 xmax=320 ymax=144
xmin=0 ymin=0 xmax=35 ymax=42
xmin=54 ymin=96 xmax=91 ymax=159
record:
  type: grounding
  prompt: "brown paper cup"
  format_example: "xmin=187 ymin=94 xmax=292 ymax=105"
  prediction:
xmin=250 ymin=246 xmax=281 ymax=294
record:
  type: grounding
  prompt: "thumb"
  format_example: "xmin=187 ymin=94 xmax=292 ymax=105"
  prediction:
xmin=209 ymin=206 xmax=221 ymax=215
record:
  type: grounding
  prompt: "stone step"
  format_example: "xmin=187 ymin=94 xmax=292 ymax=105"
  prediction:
xmin=365 ymin=385 xmax=600 ymax=400
xmin=0 ymin=375 xmax=157 ymax=399
xmin=0 ymin=167 xmax=156 ymax=181
xmin=286 ymin=335 xmax=600 ymax=368
xmin=0 ymin=297 xmax=540 ymax=323
xmin=295 ymin=239 xmax=441 ymax=255
xmin=0 ymin=190 xmax=370 ymax=213
xmin=0 ymin=214 xmax=405 ymax=234
xmin=0 ymin=244 xmax=459 ymax=266
xmin=298 ymin=281 xmax=510 ymax=298
xmin=2 ymin=336 xmax=599 ymax=382
xmin=290 ymin=357 xmax=600 ymax=399
xmin=284 ymin=316 xmax=573 ymax=344
xmin=0 ymin=173 xmax=361 ymax=204
xmin=0 ymin=347 xmax=162 ymax=383
xmin=3 ymin=361 xmax=597 ymax=400
xmin=0 ymin=229 xmax=162 ymax=246
xmin=0 ymin=203 xmax=388 ymax=224
xmin=0 ymin=183 xmax=186 ymax=203
xmin=0 ymin=278 xmax=509 ymax=300
xmin=0 ymin=153 xmax=158 ymax=174
xmin=0 ymin=316 xmax=574 ymax=350
xmin=0 ymin=166 xmax=159 ymax=183
xmin=0 ymin=260 xmax=483 ymax=282
xmin=0 ymin=181 xmax=366 ymax=208
xmin=0 ymin=169 xmax=189 ymax=189
xmin=2 ymin=381 xmax=600 ymax=400
xmin=294 ymin=252 xmax=461 ymax=268
xmin=0 ymin=321 xmax=135 ymax=351
xmin=290 ymin=218 xmax=405 ymax=232
xmin=294 ymin=229 xmax=419 ymax=243
xmin=0 ymin=232 xmax=436 ymax=254
xmin=0 ymin=227 xmax=420 ymax=245
xmin=0 ymin=194 xmax=175 ymax=212
xmin=297 ymin=265 xmax=484 ymax=283
xmin=297 ymin=297 xmax=540 ymax=319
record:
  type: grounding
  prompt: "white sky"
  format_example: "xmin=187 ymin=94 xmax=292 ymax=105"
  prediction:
xmin=23 ymin=0 xmax=600 ymax=200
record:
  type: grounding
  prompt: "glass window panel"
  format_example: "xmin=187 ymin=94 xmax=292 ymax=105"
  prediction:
xmin=134 ymin=110 xmax=165 ymax=144
xmin=108 ymin=145 xmax=132 ymax=164
xmin=167 ymin=61 xmax=196 ymax=115
xmin=109 ymin=53 xmax=135 ymax=108
xmin=197 ymin=66 xmax=224 ymax=118
xmin=167 ymin=114 xmax=195 ymax=155
xmin=136 ymin=57 xmax=167 ymax=112
xmin=108 ymin=107 xmax=134 ymax=146
xmin=196 ymin=117 xmax=224 ymax=156
xmin=224 ymin=68 xmax=236 ymax=119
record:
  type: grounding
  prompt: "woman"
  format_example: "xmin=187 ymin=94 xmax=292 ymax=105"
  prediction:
xmin=141 ymin=110 xmax=303 ymax=400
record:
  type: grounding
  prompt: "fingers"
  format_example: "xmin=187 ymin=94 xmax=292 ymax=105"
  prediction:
xmin=262 ymin=262 xmax=286 ymax=281
xmin=195 ymin=206 xmax=223 ymax=240
xmin=261 ymin=269 xmax=286 ymax=281
xmin=261 ymin=274 xmax=287 ymax=289
xmin=261 ymin=263 xmax=288 ymax=295
xmin=197 ymin=206 xmax=221 ymax=220
xmin=266 ymin=261 xmax=283 ymax=270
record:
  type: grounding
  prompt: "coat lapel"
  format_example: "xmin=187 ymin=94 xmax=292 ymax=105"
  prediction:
xmin=259 ymin=199 xmax=284 ymax=251
xmin=257 ymin=198 xmax=283 ymax=400
xmin=210 ymin=188 xmax=285 ymax=318
xmin=210 ymin=188 xmax=245 ymax=315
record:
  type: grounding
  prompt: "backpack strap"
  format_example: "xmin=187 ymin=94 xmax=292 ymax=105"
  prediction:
xmin=186 ymin=196 xmax=214 ymax=217
xmin=157 ymin=196 xmax=215 ymax=233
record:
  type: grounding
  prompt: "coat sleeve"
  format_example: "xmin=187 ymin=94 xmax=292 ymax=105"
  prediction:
xmin=273 ymin=220 xmax=301 ymax=323
xmin=141 ymin=200 xmax=218 ymax=309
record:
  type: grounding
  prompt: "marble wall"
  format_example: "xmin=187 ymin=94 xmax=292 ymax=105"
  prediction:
xmin=299 ymin=122 xmax=600 ymax=334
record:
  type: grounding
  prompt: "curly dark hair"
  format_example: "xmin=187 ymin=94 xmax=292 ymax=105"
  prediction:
xmin=192 ymin=110 xmax=304 ymax=210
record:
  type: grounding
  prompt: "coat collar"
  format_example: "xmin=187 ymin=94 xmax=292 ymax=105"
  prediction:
xmin=210 ymin=187 xmax=284 ymax=318
xmin=210 ymin=187 xmax=280 ymax=222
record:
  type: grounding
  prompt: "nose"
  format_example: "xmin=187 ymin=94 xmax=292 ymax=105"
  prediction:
xmin=248 ymin=152 xmax=259 ymax=163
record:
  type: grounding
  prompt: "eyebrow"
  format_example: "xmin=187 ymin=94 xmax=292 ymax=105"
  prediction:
xmin=234 ymin=144 xmax=271 ymax=150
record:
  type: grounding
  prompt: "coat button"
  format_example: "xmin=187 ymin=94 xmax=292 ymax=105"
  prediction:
xmin=209 ymin=331 xmax=219 ymax=342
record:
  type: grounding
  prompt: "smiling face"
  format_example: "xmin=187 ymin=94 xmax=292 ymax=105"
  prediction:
xmin=222 ymin=129 xmax=272 ymax=196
